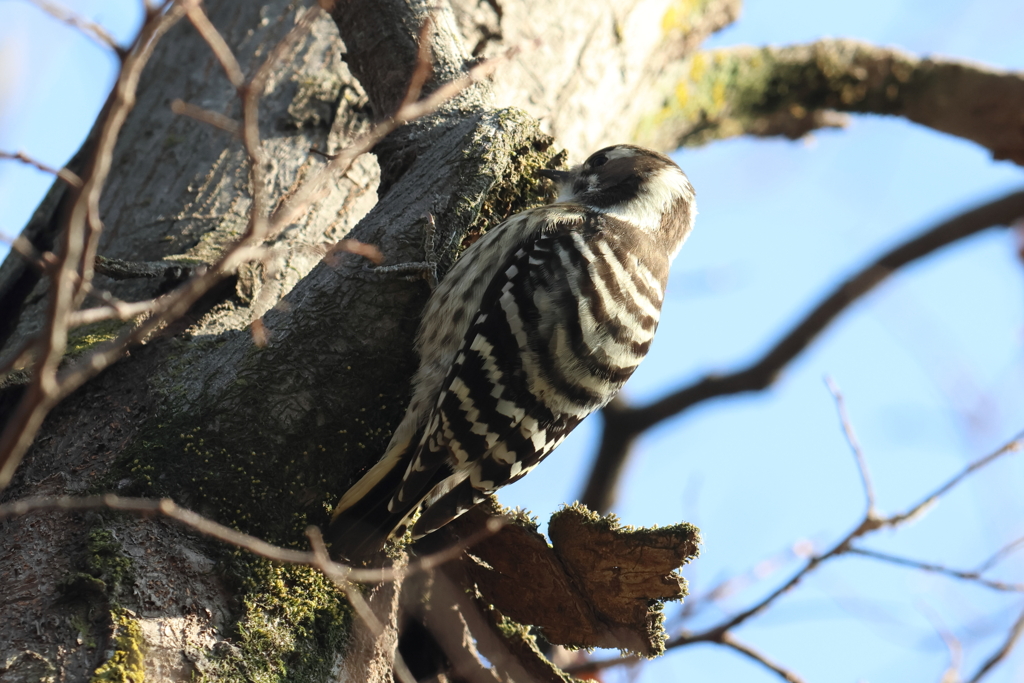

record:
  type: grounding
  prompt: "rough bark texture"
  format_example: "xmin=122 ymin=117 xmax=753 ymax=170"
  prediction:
xmin=0 ymin=2 xmax=728 ymax=680
xmin=2 ymin=0 xmax=1019 ymax=681
xmin=440 ymin=501 xmax=699 ymax=656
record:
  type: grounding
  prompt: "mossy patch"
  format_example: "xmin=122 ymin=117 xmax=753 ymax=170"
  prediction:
xmin=198 ymin=557 xmax=350 ymax=683
xmin=86 ymin=527 xmax=135 ymax=597
xmin=57 ymin=527 xmax=145 ymax=682
xmin=67 ymin=320 xmax=128 ymax=358
xmin=90 ymin=609 xmax=146 ymax=683
xmin=637 ymin=41 xmax=919 ymax=147
xmin=109 ymin=420 xmax=358 ymax=683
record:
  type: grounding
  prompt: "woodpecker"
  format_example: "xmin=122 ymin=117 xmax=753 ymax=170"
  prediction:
xmin=328 ymin=144 xmax=696 ymax=559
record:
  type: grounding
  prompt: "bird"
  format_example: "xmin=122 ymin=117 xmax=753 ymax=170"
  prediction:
xmin=327 ymin=144 xmax=696 ymax=559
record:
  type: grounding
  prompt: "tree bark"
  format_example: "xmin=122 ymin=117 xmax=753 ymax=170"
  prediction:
xmin=2 ymin=1 xmax=1020 ymax=681
xmin=0 ymin=1 xmax=735 ymax=680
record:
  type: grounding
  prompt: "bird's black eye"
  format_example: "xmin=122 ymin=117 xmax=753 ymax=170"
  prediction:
xmin=589 ymin=153 xmax=608 ymax=168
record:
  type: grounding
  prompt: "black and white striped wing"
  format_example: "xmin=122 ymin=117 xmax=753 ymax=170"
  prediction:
xmin=396 ymin=215 xmax=668 ymax=535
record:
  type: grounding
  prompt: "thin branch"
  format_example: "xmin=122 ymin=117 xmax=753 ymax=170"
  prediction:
xmin=719 ymin=631 xmax=807 ymax=683
xmin=243 ymin=4 xmax=324 ymax=244
xmin=581 ymin=188 xmax=1024 ymax=513
xmin=27 ymin=0 xmax=125 ymax=57
xmin=825 ymin=376 xmax=876 ymax=513
xmin=65 ymin=298 xmax=159 ymax=327
xmin=918 ymin=604 xmax=962 ymax=683
xmin=654 ymin=433 xmax=1023 ymax=656
xmin=569 ymin=432 xmax=1024 ymax=677
xmin=977 ymin=536 xmax=1024 ymax=574
xmin=0 ymin=1 xmax=183 ymax=491
xmin=398 ymin=14 xmax=436 ymax=111
xmin=0 ymin=494 xmax=310 ymax=563
xmin=675 ymin=539 xmax=814 ymax=623
xmin=305 ymin=528 xmax=419 ymax=683
xmin=0 ymin=494 xmax=503 ymax=584
xmin=170 ymin=99 xmax=241 ymax=136
xmin=886 ymin=431 xmax=1024 ymax=528
xmin=181 ymin=0 xmax=245 ymax=89
xmin=0 ymin=150 xmax=83 ymax=188
xmin=847 ymin=547 xmax=1024 ymax=592
xmin=966 ymin=603 xmax=1024 ymax=683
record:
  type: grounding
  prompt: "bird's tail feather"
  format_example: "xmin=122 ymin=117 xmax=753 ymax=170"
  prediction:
xmin=411 ymin=477 xmax=486 ymax=539
xmin=327 ymin=433 xmax=450 ymax=561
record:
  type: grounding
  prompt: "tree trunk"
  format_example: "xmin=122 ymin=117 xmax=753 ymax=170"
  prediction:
xmin=3 ymin=0 xmax=1020 ymax=681
xmin=0 ymin=1 xmax=733 ymax=680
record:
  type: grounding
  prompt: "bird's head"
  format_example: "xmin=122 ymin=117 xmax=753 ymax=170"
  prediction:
xmin=539 ymin=144 xmax=696 ymax=256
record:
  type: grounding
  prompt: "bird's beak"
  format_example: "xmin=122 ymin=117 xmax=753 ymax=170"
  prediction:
xmin=538 ymin=168 xmax=573 ymax=184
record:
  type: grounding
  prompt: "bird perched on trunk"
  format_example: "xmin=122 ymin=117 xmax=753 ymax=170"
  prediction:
xmin=327 ymin=144 xmax=696 ymax=559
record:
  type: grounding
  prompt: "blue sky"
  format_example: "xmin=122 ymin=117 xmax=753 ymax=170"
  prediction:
xmin=2 ymin=1 xmax=1023 ymax=682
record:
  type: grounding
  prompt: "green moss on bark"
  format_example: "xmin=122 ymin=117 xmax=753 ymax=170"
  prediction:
xmin=198 ymin=558 xmax=350 ymax=683
xmin=90 ymin=609 xmax=146 ymax=683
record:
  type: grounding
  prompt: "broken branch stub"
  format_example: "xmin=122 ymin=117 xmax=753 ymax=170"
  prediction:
xmin=444 ymin=499 xmax=700 ymax=657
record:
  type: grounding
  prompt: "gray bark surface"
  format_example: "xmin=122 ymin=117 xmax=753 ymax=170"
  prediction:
xmin=5 ymin=0 xmax=1015 ymax=680
xmin=0 ymin=1 xmax=730 ymax=680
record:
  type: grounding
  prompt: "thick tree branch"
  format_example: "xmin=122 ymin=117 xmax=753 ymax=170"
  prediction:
xmin=581 ymin=189 xmax=1024 ymax=513
xmin=320 ymin=0 xmax=479 ymax=118
xmin=638 ymin=39 xmax=1024 ymax=164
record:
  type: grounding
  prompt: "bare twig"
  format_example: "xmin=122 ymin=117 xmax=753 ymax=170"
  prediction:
xmin=0 ymin=1 xmax=183 ymax=490
xmin=825 ymin=376 xmax=876 ymax=513
xmin=239 ymin=4 xmax=325 ymax=242
xmin=170 ymin=99 xmax=241 ymax=136
xmin=687 ymin=433 xmax=1023 ymax=643
xmin=181 ymin=0 xmax=245 ymax=89
xmin=581 ymin=188 xmax=1024 ymax=514
xmin=719 ymin=631 xmax=807 ymax=683
xmin=675 ymin=539 xmax=814 ymax=622
xmin=398 ymin=15 xmax=436 ymax=111
xmin=0 ymin=494 xmax=310 ymax=563
xmin=306 ymin=528 xmax=418 ymax=683
xmin=886 ymin=432 xmax=1024 ymax=528
xmin=977 ymin=536 xmax=1024 ymax=574
xmin=918 ymin=604 xmax=962 ymax=683
xmin=266 ymin=42 xmax=521 ymax=235
xmin=66 ymin=302 xmax=150 ymax=328
xmin=577 ymin=431 xmax=1024 ymax=675
xmin=0 ymin=494 xmax=503 ymax=584
xmin=966 ymin=603 xmax=1024 ymax=683
xmin=847 ymin=547 xmax=1024 ymax=592
xmin=27 ymin=0 xmax=125 ymax=57
xmin=0 ymin=150 xmax=83 ymax=188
